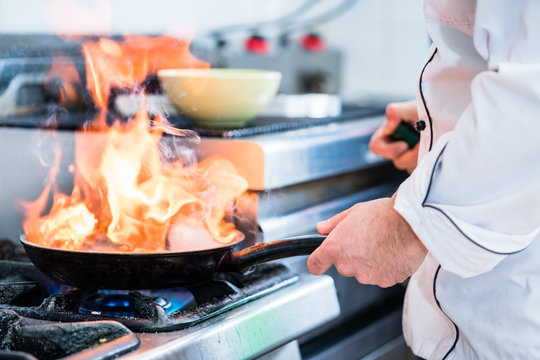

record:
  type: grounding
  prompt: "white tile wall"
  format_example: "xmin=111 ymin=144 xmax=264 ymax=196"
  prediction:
xmin=0 ymin=0 xmax=428 ymax=98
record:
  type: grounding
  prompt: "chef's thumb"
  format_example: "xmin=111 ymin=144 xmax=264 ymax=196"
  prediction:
xmin=307 ymin=243 xmax=333 ymax=276
xmin=317 ymin=207 xmax=353 ymax=235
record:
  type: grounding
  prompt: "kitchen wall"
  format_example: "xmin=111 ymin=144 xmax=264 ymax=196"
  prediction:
xmin=0 ymin=0 xmax=427 ymax=99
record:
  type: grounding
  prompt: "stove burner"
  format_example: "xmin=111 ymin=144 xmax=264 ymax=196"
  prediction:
xmin=79 ymin=288 xmax=196 ymax=317
xmin=1 ymin=261 xmax=298 ymax=332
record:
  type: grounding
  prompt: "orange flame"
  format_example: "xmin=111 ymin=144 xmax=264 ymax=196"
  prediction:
xmin=83 ymin=35 xmax=208 ymax=109
xmin=45 ymin=54 xmax=82 ymax=106
xmin=22 ymin=36 xmax=247 ymax=252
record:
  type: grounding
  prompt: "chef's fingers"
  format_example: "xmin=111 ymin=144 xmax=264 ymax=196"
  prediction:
xmin=393 ymin=144 xmax=419 ymax=173
xmin=384 ymin=104 xmax=404 ymax=132
xmin=386 ymin=100 xmax=418 ymax=125
xmin=317 ymin=207 xmax=353 ymax=235
xmin=369 ymin=109 xmax=398 ymax=145
xmin=369 ymin=134 xmax=409 ymax=160
xmin=307 ymin=241 xmax=334 ymax=275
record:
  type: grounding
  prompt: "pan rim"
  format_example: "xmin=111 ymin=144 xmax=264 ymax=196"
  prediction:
xmin=19 ymin=233 xmax=245 ymax=257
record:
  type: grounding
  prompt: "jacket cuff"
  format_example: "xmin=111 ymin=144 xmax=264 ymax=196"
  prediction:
xmin=393 ymin=134 xmax=506 ymax=278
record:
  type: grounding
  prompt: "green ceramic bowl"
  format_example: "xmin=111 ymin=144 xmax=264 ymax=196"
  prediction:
xmin=158 ymin=68 xmax=282 ymax=128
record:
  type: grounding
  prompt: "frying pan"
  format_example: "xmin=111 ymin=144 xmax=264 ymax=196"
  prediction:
xmin=20 ymin=235 xmax=325 ymax=290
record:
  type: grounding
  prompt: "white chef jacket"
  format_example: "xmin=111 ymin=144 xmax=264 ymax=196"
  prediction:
xmin=393 ymin=0 xmax=540 ymax=359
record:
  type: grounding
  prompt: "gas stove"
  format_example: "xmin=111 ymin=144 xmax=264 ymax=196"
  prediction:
xmin=0 ymin=248 xmax=339 ymax=359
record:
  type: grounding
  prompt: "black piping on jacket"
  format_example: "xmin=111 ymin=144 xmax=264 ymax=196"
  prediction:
xmin=419 ymin=47 xmax=437 ymax=151
xmin=418 ymin=46 xmax=459 ymax=360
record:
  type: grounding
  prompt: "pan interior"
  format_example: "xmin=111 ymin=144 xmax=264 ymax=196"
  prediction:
xmin=20 ymin=232 xmax=245 ymax=256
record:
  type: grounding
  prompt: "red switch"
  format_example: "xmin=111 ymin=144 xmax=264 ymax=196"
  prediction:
xmin=301 ymin=33 xmax=325 ymax=52
xmin=245 ymin=35 xmax=269 ymax=54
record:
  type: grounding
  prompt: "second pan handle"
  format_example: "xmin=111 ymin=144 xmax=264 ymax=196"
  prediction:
xmin=217 ymin=235 xmax=326 ymax=273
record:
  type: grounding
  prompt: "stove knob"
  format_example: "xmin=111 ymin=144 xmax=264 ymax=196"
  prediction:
xmin=245 ymin=35 xmax=269 ymax=54
xmin=301 ymin=33 xmax=325 ymax=52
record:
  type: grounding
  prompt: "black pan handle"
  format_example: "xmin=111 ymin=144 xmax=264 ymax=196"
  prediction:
xmin=387 ymin=120 xmax=420 ymax=149
xmin=217 ymin=235 xmax=326 ymax=273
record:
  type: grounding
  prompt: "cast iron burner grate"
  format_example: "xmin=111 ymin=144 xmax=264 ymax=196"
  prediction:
xmin=0 ymin=310 xmax=140 ymax=360
xmin=0 ymin=260 xmax=298 ymax=332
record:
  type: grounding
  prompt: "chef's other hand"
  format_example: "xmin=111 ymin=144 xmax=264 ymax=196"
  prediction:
xmin=369 ymin=100 xmax=419 ymax=173
xmin=307 ymin=197 xmax=427 ymax=288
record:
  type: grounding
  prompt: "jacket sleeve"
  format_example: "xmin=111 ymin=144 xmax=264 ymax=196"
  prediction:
xmin=394 ymin=0 xmax=540 ymax=278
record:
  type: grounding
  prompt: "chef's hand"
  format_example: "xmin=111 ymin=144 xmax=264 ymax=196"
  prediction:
xmin=369 ymin=100 xmax=419 ymax=173
xmin=307 ymin=196 xmax=427 ymax=288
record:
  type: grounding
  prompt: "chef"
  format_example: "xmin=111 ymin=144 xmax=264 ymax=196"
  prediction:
xmin=307 ymin=0 xmax=540 ymax=358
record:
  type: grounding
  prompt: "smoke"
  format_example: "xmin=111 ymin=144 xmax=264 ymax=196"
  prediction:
xmin=34 ymin=111 xmax=62 ymax=169
xmin=158 ymin=125 xmax=200 ymax=167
